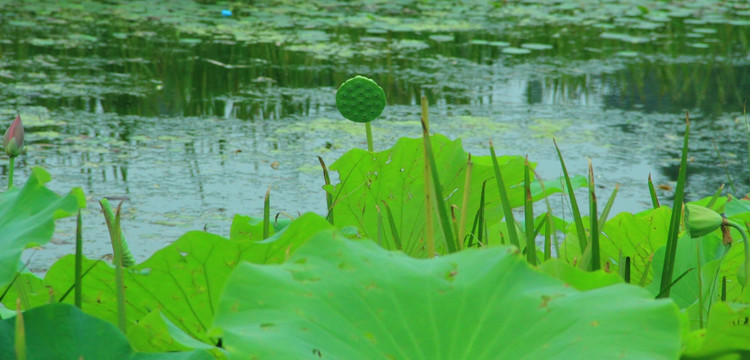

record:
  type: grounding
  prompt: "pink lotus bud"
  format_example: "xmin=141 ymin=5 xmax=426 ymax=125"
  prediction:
xmin=3 ymin=115 xmax=24 ymax=157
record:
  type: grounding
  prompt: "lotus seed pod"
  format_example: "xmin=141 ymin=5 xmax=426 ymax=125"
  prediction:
xmin=685 ymin=204 xmax=723 ymax=238
xmin=336 ymin=76 xmax=386 ymax=123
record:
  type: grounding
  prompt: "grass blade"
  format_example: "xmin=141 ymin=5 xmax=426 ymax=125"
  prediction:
xmin=533 ymin=170 xmax=558 ymax=259
xmin=75 ymin=210 xmax=83 ymax=309
xmin=382 ymin=201 xmax=402 ymax=250
xmin=0 ymin=260 xmax=30 ymax=304
xmin=648 ymin=173 xmax=660 ymax=209
xmin=705 ymin=184 xmax=724 ymax=209
xmin=468 ymin=180 xmax=489 ymax=248
xmin=658 ymin=114 xmax=690 ymax=298
xmin=524 ymin=156 xmax=537 ymax=265
xmin=712 ymin=139 xmax=736 ymax=194
xmin=554 ymin=140 xmax=587 ymax=253
xmin=458 ymin=155 xmax=473 ymax=251
xmin=422 ymin=132 xmax=435 ymax=257
xmin=544 ymin=216 xmax=551 ymax=261
xmin=597 ymin=184 xmax=619 ymax=231
xmin=588 ymin=159 xmax=600 ymax=271
xmin=112 ymin=202 xmax=127 ymax=333
xmin=489 ymin=141 xmax=520 ymax=248
xmin=656 ymin=268 xmax=694 ymax=299
xmin=58 ymin=260 xmax=102 ymax=303
xmin=421 ymin=114 xmax=456 ymax=254
xmin=317 ymin=156 xmax=334 ymax=225
xmin=263 ymin=186 xmax=271 ymax=239
xmin=102 ymin=200 xmax=128 ymax=333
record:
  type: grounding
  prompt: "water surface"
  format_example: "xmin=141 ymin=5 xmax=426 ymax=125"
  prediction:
xmin=1 ymin=0 xmax=749 ymax=271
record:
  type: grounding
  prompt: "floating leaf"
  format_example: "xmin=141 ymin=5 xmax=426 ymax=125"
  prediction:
xmin=502 ymin=46 xmax=531 ymax=54
xmin=521 ymin=43 xmax=553 ymax=50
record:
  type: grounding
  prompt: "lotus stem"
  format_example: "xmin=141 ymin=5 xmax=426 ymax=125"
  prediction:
xmin=724 ymin=220 xmax=750 ymax=287
xmin=7 ymin=157 xmax=14 ymax=189
xmin=365 ymin=122 xmax=374 ymax=152
xmin=15 ymin=299 xmax=25 ymax=360
xmin=75 ymin=210 xmax=83 ymax=309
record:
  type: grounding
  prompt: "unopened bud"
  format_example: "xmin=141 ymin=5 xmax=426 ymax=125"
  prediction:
xmin=2 ymin=115 xmax=24 ymax=158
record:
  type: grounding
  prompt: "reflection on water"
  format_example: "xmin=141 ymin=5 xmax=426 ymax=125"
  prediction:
xmin=1 ymin=0 xmax=750 ymax=270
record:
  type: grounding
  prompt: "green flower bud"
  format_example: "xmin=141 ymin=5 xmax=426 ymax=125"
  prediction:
xmin=3 ymin=115 xmax=24 ymax=158
xmin=336 ymin=76 xmax=386 ymax=123
xmin=685 ymin=204 xmax=723 ymax=238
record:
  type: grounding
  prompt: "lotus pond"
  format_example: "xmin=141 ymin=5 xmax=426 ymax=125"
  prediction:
xmin=1 ymin=0 xmax=750 ymax=359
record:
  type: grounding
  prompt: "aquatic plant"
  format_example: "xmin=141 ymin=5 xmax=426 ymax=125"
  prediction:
xmin=335 ymin=75 xmax=386 ymax=152
xmin=2 ymin=115 xmax=23 ymax=189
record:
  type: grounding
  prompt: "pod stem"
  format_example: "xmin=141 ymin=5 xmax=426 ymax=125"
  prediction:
xmin=725 ymin=220 xmax=750 ymax=287
xmin=365 ymin=122 xmax=374 ymax=152
xmin=7 ymin=157 xmax=14 ymax=189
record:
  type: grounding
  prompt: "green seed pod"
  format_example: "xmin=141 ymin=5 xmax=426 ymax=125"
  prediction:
xmin=336 ymin=76 xmax=386 ymax=123
xmin=685 ymin=204 xmax=723 ymax=238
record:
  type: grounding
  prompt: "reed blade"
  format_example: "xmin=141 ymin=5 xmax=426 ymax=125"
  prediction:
xmin=524 ymin=156 xmax=537 ymax=265
xmin=597 ymin=184 xmax=619 ymax=231
xmin=554 ymin=140 xmax=587 ymax=252
xmin=458 ymin=155 xmax=473 ymax=251
xmin=647 ymin=173 xmax=660 ymax=209
xmin=658 ymin=114 xmax=690 ymax=298
xmin=544 ymin=217 xmax=551 ymax=261
xmin=489 ymin=141 xmax=520 ymax=248
xmin=112 ymin=202 xmax=127 ymax=333
xmin=712 ymin=139 xmax=736 ymax=194
xmin=382 ymin=201 xmax=402 ymax=250
xmin=263 ymin=186 xmax=271 ymax=239
xmin=317 ymin=156 xmax=334 ymax=225
xmin=421 ymin=116 xmax=456 ymax=254
xmin=706 ymin=184 xmax=724 ymax=209
xmin=75 ymin=210 xmax=83 ymax=309
xmin=588 ymin=159 xmax=600 ymax=271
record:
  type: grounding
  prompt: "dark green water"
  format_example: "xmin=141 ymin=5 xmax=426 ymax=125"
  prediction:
xmin=1 ymin=0 xmax=750 ymax=271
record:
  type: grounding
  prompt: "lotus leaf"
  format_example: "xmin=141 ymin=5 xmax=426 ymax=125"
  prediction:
xmin=0 ymin=167 xmax=85 ymax=288
xmin=211 ymin=228 xmax=681 ymax=359
xmin=0 ymin=303 xmax=213 ymax=360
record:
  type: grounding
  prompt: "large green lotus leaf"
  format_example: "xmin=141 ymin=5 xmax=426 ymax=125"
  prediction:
xmin=5 ymin=213 xmax=332 ymax=350
xmin=682 ymin=302 xmax=750 ymax=358
xmin=0 ymin=167 xmax=85 ymax=288
xmin=211 ymin=231 xmax=681 ymax=359
xmin=329 ymin=134 xmax=576 ymax=256
xmin=561 ymin=206 xmax=671 ymax=283
xmin=0 ymin=303 xmax=213 ymax=360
